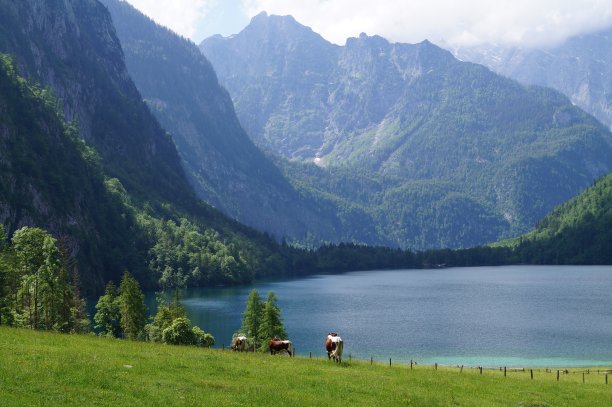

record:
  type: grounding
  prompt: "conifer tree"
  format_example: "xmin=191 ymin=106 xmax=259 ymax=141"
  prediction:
xmin=118 ymin=271 xmax=146 ymax=340
xmin=239 ymin=289 xmax=262 ymax=345
xmin=258 ymin=291 xmax=288 ymax=348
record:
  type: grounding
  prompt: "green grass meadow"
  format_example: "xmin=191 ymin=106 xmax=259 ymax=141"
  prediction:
xmin=0 ymin=327 xmax=610 ymax=406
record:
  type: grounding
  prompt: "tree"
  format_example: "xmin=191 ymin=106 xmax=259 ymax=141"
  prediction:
xmin=258 ymin=291 xmax=288 ymax=348
xmin=119 ymin=271 xmax=146 ymax=340
xmin=0 ymin=225 xmax=16 ymax=325
xmin=94 ymin=281 xmax=121 ymax=337
xmin=239 ymin=289 xmax=262 ymax=344
xmin=11 ymin=227 xmax=61 ymax=329
xmin=145 ymin=289 xmax=187 ymax=342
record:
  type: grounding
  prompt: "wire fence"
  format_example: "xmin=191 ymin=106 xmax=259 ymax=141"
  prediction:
xmin=220 ymin=343 xmax=611 ymax=385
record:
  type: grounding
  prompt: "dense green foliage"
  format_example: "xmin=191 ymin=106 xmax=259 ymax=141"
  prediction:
xmin=94 ymin=282 xmax=121 ymax=337
xmin=259 ymin=291 xmax=288 ymax=347
xmin=503 ymin=173 xmax=612 ymax=264
xmin=1 ymin=327 xmax=611 ymax=406
xmin=0 ymin=226 xmax=88 ymax=332
xmin=202 ymin=13 xmax=612 ymax=250
xmin=144 ymin=292 xmax=214 ymax=347
xmin=118 ymin=272 xmax=146 ymax=340
xmin=237 ymin=289 xmax=289 ymax=350
xmin=238 ymin=289 xmax=263 ymax=343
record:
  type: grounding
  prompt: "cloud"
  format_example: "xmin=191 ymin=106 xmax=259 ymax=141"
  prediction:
xmin=125 ymin=0 xmax=217 ymax=39
xmin=243 ymin=0 xmax=612 ymax=47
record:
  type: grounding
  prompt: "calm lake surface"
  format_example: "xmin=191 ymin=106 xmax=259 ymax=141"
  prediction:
xmin=153 ymin=265 xmax=612 ymax=367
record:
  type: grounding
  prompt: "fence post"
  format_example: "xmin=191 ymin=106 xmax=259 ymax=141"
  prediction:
xmin=349 ymin=353 xmax=352 ymax=362
xmin=530 ymin=369 xmax=533 ymax=380
xmin=410 ymin=359 xmax=413 ymax=369
xmin=435 ymin=363 xmax=438 ymax=370
xmin=389 ymin=358 xmax=392 ymax=367
xmin=309 ymin=352 xmax=312 ymax=359
xmin=371 ymin=356 xmax=373 ymax=365
xmin=479 ymin=366 xmax=483 ymax=375
xmin=504 ymin=367 xmax=506 ymax=377
xmin=460 ymin=365 xmax=463 ymax=373
xmin=557 ymin=370 xmax=560 ymax=381
xmin=582 ymin=373 xmax=585 ymax=383
xmin=606 ymin=374 xmax=608 ymax=384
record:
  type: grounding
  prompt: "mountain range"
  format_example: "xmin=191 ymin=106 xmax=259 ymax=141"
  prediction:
xmin=0 ymin=1 xmax=610 ymax=297
xmin=453 ymin=26 xmax=612 ymax=131
xmin=201 ymin=12 xmax=612 ymax=249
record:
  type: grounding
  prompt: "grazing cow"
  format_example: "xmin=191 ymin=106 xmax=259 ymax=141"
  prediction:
xmin=269 ymin=337 xmax=293 ymax=356
xmin=326 ymin=332 xmax=344 ymax=363
xmin=232 ymin=335 xmax=247 ymax=352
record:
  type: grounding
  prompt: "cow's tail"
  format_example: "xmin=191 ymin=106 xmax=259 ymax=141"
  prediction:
xmin=287 ymin=341 xmax=293 ymax=357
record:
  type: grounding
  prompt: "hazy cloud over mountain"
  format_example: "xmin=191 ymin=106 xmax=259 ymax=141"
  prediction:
xmin=245 ymin=0 xmax=612 ymax=47
xmin=125 ymin=0 xmax=218 ymax=39
xmin=123 ymin=0 xmax=612 ymax=47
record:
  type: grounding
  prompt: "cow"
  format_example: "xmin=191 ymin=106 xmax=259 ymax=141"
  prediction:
xmin=269 ymin=337 xmax=293 ymax=356
xmin=232 ymin=335 xmax=248 ymax=352
xmin=325 ymin=332 xmax=343 ymax=363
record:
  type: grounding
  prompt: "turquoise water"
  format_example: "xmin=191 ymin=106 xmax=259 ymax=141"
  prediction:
xmin=158 ymin=265 xmax=612 ymax=367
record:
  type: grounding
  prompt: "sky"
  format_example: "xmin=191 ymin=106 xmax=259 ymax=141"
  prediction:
xmin=124 ymin=0 xmax=612 ymax=48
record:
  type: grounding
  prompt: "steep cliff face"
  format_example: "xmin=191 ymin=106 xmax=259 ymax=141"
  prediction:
xmin=100 ymin=0 xmax=377 ymax=245
xmin=0 ymin=0 xmax=190 ymax=202
xmin=0 ymin=54 xmax=142 ymax=292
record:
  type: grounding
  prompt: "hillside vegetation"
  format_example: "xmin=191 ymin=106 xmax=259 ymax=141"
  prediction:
xmin=501 ymin=172 xmax=612 ymax=264
xmin=1 ymin=327 xmax=610 ymax=406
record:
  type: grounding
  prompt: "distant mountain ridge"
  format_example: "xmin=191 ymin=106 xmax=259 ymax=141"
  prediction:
xmin=453 ymin=25 xmax=612 ymax=130
xmin=201 ymin=12 xmax=612 ymax=249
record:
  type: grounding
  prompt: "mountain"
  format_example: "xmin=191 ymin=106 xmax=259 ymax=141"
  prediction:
xmin=0 ymin=0 xmax=300 ymax=293
xmin=99 ymin=0 xmax=344 ymax=242
xmin=0 ymin=53 xmax=140 ymax=292
xmin=453 ymin=26 xmax=612 ymax=130
xmin=201 ymin=12 xmax=612 ymax=249
xmin=510 ymin=172 xmax=612 ymax=264
xmin=0 ymin=0 xmax=192 ymax=204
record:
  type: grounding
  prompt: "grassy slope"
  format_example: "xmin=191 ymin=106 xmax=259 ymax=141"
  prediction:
xmin=1 ymin=327 xmax=610 ymax=406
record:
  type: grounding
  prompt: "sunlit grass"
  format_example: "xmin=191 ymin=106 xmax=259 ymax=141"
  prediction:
xmin=1 ymin=327 xmax=610 ymax=406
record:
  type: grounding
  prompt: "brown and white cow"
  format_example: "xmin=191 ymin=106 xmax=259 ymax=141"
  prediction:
xmin=269 ymin=337 xmax=293 ymax=356
xmin=232 ymin=335 xmax=248 ymax=351
xmin=325 ymin=332 xmax=344 ymax=363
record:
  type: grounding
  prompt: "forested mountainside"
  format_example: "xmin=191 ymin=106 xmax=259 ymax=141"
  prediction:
xmin=503 ymin=172 xmax=612 ymax=264
xmin=0 ymin=0 xmax=305 ymax=294
xmin=100 ymin=0 xmax=366 ymax=244
xmin=201 ymin=12 xmax=612 ymax=249
xmin=0 ymin=53 xmax=137 ymax=292
xmin=453 ymin=26 xmax=612 ymax=131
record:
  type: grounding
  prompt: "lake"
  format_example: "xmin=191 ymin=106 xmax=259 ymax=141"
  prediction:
xmin=153 ymin=265 xmax=612 ymax=367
